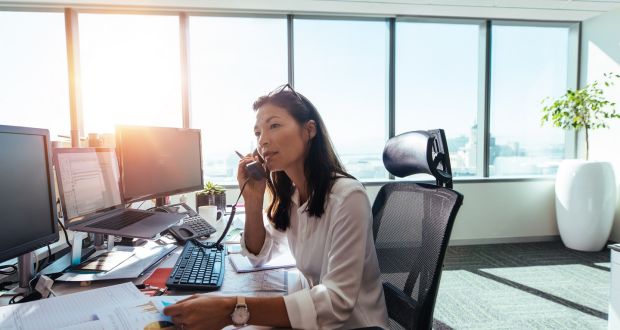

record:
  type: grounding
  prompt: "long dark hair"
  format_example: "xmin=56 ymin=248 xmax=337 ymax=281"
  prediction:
xmin=253 ymin=88 xmax=354 ymax=231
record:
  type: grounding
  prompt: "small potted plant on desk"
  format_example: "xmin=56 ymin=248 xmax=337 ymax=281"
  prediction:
xmin=541 ymin=72 xmax=620 ymax=251
xmin=196 ymin=181 xmax=226 ymax=213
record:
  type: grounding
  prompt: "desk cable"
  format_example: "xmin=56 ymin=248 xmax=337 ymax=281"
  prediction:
xmin=0 ymin=264 xmax=16 ymax=276
xmin=56 ymin=198 xmax=72 ymax=249
xmin=191 ymin=178 xmax=251 ymax=252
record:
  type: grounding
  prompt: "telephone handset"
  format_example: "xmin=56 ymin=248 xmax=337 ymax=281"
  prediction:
xmin=190 ymin=153 xmax=261 ymax=251
xmin=236 ymin=150 xmax=266 ymax=180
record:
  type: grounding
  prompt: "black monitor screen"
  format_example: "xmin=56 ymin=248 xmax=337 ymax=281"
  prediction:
xmin=116 ymin=126 xmax=203 ymax=203
xmin=0 ymin=125 xmax=59 ymax=263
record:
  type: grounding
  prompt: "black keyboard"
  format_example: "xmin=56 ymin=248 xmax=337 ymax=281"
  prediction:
xmin=166 ymin=240 xmax=225 ymax=291
xmin=87 ymin=210 xmax=151 ymax=230
xmin=183 ymin=215 xmax=217 ymax=237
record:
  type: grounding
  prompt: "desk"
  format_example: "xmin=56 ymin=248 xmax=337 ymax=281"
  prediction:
xmin=0 ymin=241 xmax=298 ymax=329
xmin=49 ymin=246 xmax=296 ymax=297
xmin=0 ymin=212 xmax=301 ymax=328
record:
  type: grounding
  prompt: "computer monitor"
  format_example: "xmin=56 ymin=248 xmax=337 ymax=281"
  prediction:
xmin=115 ymin=125 xmax=204 ymax=204
xmin=53 ymin=148 xmax=123 ymax=227
xmin=0 ymin=125 xmax=59 ymax=289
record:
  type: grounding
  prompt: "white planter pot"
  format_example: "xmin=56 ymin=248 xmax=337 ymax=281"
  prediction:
xmin=555 ymin=160 xmax=616 ymax=251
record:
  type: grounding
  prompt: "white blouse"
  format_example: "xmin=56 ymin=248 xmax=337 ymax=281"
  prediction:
xmin=240 ymin=178 xmax=389 ymax=329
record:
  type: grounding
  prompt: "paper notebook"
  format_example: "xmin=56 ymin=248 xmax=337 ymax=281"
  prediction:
xmin=223 ymin=228 xmax=243 ymax=244
xmin=229 ymin=253 xmax=296 ymax=273
xmin=144 ymin=267 xmax=173 ymax=289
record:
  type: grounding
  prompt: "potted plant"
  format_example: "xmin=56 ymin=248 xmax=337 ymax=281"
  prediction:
xmin=196 ymin=181 xmax=226 ymax=213
xmin=541 ymin=72 xmax=620 ymax=251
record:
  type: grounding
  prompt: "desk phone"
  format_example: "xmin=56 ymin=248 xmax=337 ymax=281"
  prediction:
xmin=157 ymin=203 xmax=217 ymax=244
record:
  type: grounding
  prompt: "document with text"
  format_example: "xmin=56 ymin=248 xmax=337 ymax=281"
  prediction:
xmin=0 ymin=282 xmax=145 ymax=330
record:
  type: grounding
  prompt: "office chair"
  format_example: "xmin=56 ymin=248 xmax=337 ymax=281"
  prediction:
xmin=372 ymin=129 xmax=463 ymax=330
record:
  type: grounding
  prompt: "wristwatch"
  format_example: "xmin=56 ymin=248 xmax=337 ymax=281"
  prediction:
xmin=231 ymin=296 xmax=250 ymax=326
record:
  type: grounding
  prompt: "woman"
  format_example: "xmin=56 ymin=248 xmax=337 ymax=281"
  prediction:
xmin=164 ymin=85 xmax=389 ymax=329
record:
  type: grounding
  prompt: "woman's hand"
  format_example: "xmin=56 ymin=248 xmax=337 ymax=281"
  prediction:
xmin=237 ymin=153 xmax=267 ymax=206
xmin=163 ymin=295 xmax=236 ymax=330
xmin=237 ymin=153 xmax=268 ymax=254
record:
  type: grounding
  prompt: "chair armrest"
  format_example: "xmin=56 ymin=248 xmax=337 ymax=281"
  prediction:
xmin=383 ymin=282 xmax=418 ymax=330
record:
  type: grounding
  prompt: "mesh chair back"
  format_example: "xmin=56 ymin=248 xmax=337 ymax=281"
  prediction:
xmin=372 ymin=182 xmax=463 ymax=330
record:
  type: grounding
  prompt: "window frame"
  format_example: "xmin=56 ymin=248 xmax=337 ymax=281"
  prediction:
xmin=0 ymin=8 xmax=71 ymax=140
xmin=0 ymin=6 xmax=582 ymax=183
xmin=76 ymin=10 xmax=188 ymax=134
xmin=186 ymin=13 xmax=289 ymax=183
xmin=394 ymin=17 xmax=487 ymax=178
xmin=486 ymin=20 xmax=580 ymax=178
xmin=292 ymin=15 xmax=392 ymax=181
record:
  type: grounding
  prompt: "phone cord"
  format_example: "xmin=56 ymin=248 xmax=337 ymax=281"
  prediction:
xmin=191 ymin=178 xmax=250 ymax=251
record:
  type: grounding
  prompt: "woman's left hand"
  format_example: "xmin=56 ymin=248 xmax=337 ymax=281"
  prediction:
xmin=163 ymin=294 xmax=236 ymax=330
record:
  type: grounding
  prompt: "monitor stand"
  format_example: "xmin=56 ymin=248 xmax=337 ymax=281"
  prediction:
xmin=0 ymin=253 xmax=37 ymax=299
xmin=71 ymin=232 xmax=89 ymax=266
xmin=15 ymin=253 xmax=34 ymax=293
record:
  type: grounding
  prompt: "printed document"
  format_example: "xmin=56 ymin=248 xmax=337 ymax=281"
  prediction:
xmin=0 ymin=282 xmax=145 ymax=330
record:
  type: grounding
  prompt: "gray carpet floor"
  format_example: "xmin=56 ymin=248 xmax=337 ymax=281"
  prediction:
xmin=431 ymin=241 xmax=611 ymax=329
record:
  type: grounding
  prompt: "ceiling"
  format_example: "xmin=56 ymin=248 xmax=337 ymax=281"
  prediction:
xmin=1 ymin=0 xmax=620 ymax=20
xmin=302 ymin=0 xmax=620 ymax=20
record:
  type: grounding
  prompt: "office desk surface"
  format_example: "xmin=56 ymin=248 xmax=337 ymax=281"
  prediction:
xmin=48 ymin=246 xmax=294 ymax=297
xmin=1 ymin=244 xmax=296 ymax=329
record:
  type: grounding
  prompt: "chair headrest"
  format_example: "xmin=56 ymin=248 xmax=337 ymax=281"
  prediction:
xmin=382 ymin=129 xmax=453 ymax=187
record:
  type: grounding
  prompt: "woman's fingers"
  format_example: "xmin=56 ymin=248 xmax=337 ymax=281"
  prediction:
xmin=163 ymin=304 xmax=181 ymax=316
xmin=163 ymin=295 xmax=200 ymax=316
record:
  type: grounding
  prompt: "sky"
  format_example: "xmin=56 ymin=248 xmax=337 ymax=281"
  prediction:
xmin=0 ymin=12 xmax=573 ymax=179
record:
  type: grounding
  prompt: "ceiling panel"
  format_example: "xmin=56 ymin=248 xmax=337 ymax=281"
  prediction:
xmin=1 ymin=0 xmax=619 ymax=20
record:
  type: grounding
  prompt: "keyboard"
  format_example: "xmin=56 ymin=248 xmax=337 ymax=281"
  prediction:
xmin=183 ymin=215 xmax=217 ymax=237
xmin=166 ymin=240 xmax=225 ymax=291
xmin=87 ymin=210 xmax=151 ymax=230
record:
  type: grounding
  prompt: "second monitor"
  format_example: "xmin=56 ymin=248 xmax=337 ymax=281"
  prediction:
xmin=115 ymin=126 xmax=204 ymax=205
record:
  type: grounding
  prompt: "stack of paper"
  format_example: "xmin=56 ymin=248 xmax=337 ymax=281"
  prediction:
xmin=57 ymin=242 xmax=177 ymax=282
xmin=0 ymin=282 xmax=184 ymax=330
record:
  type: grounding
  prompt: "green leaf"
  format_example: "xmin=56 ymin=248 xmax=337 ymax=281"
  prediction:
xmin=540 ymin=72 xmax=619 ymax=135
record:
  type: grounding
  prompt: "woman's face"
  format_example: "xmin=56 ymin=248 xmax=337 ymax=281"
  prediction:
xmin=254 ymin=103 xmax=314 ymax=173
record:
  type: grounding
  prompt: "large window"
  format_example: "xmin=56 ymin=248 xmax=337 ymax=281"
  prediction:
xmin=0 ymin=11 xmax=70 ymax=139
xmin=395 ymin=20 xmax=482 ymax=177
xmin=489 ymin=23 xmax=571 ymax=176
xmin=0 ymin=8 xmax=580 ymax=182
xmin=189 ymin=16 xmax=287 ymax=183
xmin=294 ymin=18 xmax=389 ymax=180
xmin=79 ymin=13 xmax=183 ymax=134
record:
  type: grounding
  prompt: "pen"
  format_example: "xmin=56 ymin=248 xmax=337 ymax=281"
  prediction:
xmin=235 ymin=150 xmax=245 ymax=159
xmin=154 ymin=288 xmax=167 ymax=296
